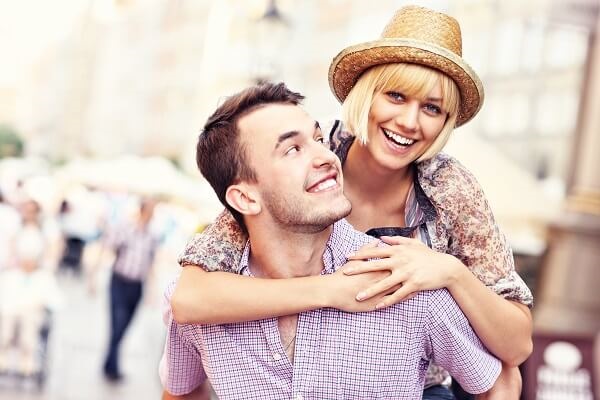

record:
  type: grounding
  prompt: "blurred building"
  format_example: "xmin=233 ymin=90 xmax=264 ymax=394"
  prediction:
xmin=7 ymin=0 xmax=589 ymax=185
xmin=0 ymin=88 xmax=16 ymax=126
xmin=452 ymin=1 xmax=592 ymax=185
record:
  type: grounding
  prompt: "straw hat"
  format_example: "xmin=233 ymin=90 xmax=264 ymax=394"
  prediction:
xmin=328 ymin=5 xmax=483 ymax=127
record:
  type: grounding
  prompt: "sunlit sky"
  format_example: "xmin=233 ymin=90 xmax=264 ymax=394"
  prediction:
xmin=0 ymin=0 xmax=88 ymax=86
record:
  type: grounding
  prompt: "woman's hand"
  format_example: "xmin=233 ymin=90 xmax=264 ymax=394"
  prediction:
xmin=325 ymin=263 xmax=398 ymax=312
xmin=343 ymin=236 xmax=464 ymax=308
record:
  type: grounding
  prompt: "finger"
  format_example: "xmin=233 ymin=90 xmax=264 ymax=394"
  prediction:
xmin=356 ymin=275 xmax=405 ymax=301
xmin=345 ymin=240 xmax=380 ymax=258
xmin=374 ymin=284 xmax=418 ymax=309
xmin=343 ymin=258 xmax=397 ymax=275
xmin=346 ymin=245 xmax=393 ymax=261
xmin=380 ymin=235 xmax=418 ymax=245
xmin=360 ymin=240 xmax=380 ymax=249
xmin=404 ymin=293 xmax=417 ymax=301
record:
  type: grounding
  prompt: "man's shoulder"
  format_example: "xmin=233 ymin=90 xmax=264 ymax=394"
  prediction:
xmin=421 ymin=287 xmax=472 ymax=326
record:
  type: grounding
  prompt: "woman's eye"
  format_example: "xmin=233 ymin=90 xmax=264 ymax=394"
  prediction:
xmin=424 ymin=103 xmax=442 ymax=115
xmin=386 ymin=91 xmax=405 ymax=102
xmin=315 ymin=136 xmax=326 ymax=144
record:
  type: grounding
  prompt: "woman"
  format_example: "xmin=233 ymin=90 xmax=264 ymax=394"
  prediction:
xmin=172 ymin=6 xmax=533 ymax=399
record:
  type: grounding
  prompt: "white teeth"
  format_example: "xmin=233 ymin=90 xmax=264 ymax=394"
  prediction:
xmin=313 ymin=178 xmax=336 ymax=192
xmin=383 ymin=129 xmax=415 ymax=146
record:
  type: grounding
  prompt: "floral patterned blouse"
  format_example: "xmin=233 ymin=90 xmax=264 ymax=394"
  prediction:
xmin=178 ymin=120 xmax=533 ymax=389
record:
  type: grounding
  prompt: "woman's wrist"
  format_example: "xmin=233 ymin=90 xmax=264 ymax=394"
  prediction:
xmin=444 ymin=254 xmax=468 ymax=291
xmin=315 ymin=274 xmax=337 ymax=308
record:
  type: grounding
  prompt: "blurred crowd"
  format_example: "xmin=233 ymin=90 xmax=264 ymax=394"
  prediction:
xmin=0 ymin=173 xmax=206 ymax=387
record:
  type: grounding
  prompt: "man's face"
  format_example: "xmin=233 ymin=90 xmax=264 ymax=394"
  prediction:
xmin=237 ymin=103 xmax=351 ymax=233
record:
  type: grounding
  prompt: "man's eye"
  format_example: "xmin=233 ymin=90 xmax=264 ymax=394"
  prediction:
xmin=285 ymin=146 xmax=299 ymax=155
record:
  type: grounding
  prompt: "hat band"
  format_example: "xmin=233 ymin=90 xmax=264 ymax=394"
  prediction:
xmin=330 ymin=37 xmax=482 ymax=97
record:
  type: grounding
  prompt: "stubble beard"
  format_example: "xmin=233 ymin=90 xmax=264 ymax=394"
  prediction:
xmin=261 ymin=189 xmax=351 ymax=234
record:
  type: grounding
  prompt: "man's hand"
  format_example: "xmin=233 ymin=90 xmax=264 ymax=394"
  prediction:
xmin=475 ymin=364 xmax=522 ymax=400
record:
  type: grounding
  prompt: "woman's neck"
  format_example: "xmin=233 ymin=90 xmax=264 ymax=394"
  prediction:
xmin=342 ymin=141 xmax=415 ymax=231
xmin=344 ymin=141 xmax=414 ymax=203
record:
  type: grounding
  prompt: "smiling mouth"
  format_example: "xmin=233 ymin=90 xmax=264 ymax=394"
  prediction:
xmin=382 ymin=128 xmax=416 ymax=147
xmin=306 ymin=173 xmax=338 ymax=193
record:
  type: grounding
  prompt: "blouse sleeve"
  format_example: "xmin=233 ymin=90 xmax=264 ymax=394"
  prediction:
xmin=177 ymin=209 xmax=247 ymax=274
xmin=422 ymin=155 xmax=533 ymax=307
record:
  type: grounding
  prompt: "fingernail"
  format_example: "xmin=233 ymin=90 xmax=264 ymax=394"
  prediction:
xmin=343 ymin=267 xmax=355 ymax=274
xmin=356 ymin=292 xmax=366 ymax=301
xmin=375 ymin=302 xmax=385 ymax=309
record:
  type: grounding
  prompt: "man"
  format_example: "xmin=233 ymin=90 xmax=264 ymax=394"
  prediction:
xmin=160 ymin=82 xmax=501 ymax=399
xmin=96 ymin=198 xmax=160 ymax=381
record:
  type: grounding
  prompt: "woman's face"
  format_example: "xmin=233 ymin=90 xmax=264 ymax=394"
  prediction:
xmin=365 ymin=80 xmax=447 ymax=171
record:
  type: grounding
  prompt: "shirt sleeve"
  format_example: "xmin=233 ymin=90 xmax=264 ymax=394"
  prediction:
xmin=103 ymin=223 xmax=125 ymax=251
xmin=422 ymin=155 xmax=533 ymax=307
xmin=160 ymin=280 xmax=207 ymax=395
xmin=177 ymin=209 xmax=247 ymax=273
xmin=424 ymin=289 xmax=501 ymax=394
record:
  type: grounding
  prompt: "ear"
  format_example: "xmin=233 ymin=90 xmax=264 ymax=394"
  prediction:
xmin=225 ymin=183 xmax=261 ymax=216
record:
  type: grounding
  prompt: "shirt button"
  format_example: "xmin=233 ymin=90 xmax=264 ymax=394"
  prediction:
xmin=294 ymin=394 xmax=303 ymax=400
xmin=272 ymin=352 xmax=282 ymax=361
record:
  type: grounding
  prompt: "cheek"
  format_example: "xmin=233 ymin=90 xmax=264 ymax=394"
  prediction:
xmin=423 ymin=120 xmax=446 ymax=141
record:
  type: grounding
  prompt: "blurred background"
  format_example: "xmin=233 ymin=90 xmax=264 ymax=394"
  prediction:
xmin=0 ymin=0 xmax=598 ymax=398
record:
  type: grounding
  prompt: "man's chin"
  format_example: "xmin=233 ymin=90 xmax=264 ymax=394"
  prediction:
xmin=313 ymin=204 xmax=352 ymax=229
xmin=330 ymin=199 xmax=352 ymax=220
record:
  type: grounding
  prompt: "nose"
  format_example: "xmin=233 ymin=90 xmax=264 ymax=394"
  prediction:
xmin=395 ymin=101 xmax=419 ymax=132
xmin=311 ymin=141 xmax=338 ymax=168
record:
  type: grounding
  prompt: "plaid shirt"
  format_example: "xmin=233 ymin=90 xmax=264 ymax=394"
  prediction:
xmin=106 ymin=222 xmax=159 ymax=282
xmin=161 ymin=219 xmax=500 ymax=399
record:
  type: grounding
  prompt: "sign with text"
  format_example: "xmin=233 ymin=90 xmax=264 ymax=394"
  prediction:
xmin=523 ymin=332 xmax=596 ymax=400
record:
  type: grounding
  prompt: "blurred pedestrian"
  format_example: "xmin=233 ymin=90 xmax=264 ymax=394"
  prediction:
xmin=58 ymin=199 xmax=86 ymax=275
xmin=0 ymin=189 xmax=20 ymax=271
xmin=93 ymin=198 xmax=161 ymax=382
xmin=0 ymin=199 xmax=62 ymax=376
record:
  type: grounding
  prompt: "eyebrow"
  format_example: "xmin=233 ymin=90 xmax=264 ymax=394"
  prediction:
xmin=426 ymin=97 xmax=443 ymax=103
xmin=274 ymin=121 xmax=320 ymax=150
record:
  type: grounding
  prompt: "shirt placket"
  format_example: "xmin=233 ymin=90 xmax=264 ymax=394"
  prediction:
xmin=290 ymin=310 xmax=321 ymax=400
xmin=258 ymin=313 xmax=321 ymax=400
xmin=259 ymin=318 xmax=294 ymax=394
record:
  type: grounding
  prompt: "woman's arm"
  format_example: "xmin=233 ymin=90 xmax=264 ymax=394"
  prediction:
xmin=343 ymin=238 xmax=532 ymax=366
xmin=171 ymin=263 xmax=392 ymax=324
xmin=173 ymin=207 xmax=391 ymax=324
xmin=342 ymin=156 xmax=533 ymax=366
xmin=475 ymin=363 xmax=522 ymax=399
xmin=446 ymin=256 xmax=532 ymax=367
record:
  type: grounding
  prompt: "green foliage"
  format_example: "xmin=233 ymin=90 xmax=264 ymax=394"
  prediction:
xmin=0 ymin=124 xmax=24 ymax=158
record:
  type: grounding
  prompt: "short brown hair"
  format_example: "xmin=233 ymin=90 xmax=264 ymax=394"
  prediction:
xmin=196 ymin=82 xmax=305 ymax=231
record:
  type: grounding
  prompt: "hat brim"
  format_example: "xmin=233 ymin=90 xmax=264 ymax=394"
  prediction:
xmin=328 ymin=38 xmax=484 ymax=127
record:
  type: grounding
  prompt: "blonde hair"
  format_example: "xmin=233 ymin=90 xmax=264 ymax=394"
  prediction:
xmin=341 ymin=63 xmax=460 ymax=162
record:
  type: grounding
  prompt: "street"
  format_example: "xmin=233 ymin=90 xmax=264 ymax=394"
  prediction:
xmin=0 ymin=268 xmax=168 ymax=400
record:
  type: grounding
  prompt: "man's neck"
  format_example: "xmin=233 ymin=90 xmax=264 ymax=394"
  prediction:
xmin=246 ymin=223 xmax=334 ymax=279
